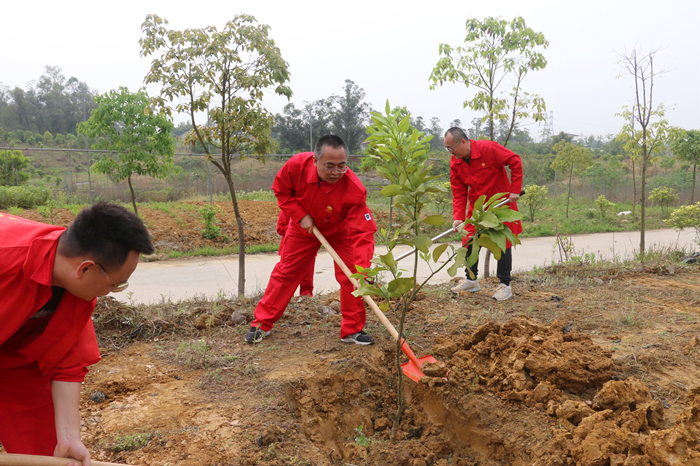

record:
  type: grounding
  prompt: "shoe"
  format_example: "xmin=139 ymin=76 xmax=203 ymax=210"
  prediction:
xmin=341 ymin=330 xmax=375 ymax=346
xmin=245 ymin=326 xmax=270 ymax=344
xmin=492 ymin=284 xmax=512 ymax=301
xmin=450 ymin=279 xmax=481 ymax=293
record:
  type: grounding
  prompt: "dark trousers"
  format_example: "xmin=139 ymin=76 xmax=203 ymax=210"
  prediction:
xmin=465 ymin=244 xmax=512 ymax=286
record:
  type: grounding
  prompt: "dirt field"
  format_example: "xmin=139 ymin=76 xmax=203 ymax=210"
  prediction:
xmin=75 ymin=262 xmax=700 ymax=465
xmin=5 ymin=201 xmax=285 ymax=254
xmin=3 ymin=204 xmax=700 ymax=465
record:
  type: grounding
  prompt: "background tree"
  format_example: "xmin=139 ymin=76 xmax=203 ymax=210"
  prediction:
xmin=330 ymin=79 xmax=371 ymax=153
xmin=520 ymin=184 xmax=548 ymax=222
xmin=430 ymin=16 xmax=546 ymax=276
xmin=429 ymin=16 xmax=548 ymax=146
xmin=0 ymin=149 xmax=31 ymax=186
xmin=0 ymin=66 xmax=97 ymax=134
xmin=670 ymin=128 xmax=700 ymax=203
xmin=616 ymin=47 xmax=670 ymax=257
xmin=551 ymin=141 xmax=593 ymax=218
xmin=648 ymin=186 xmax=678 ymax=218
xmin=272 ymin=103 xmax=309 ymax=154
xmin=78 ymin=86 xmax=176 ymax=215
xmin=140 ymin=13 xmax=292 ymax=298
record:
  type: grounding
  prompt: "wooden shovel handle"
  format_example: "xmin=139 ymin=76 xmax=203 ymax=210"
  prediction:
xmin=0 ymin=454 xmax=137 ymax=466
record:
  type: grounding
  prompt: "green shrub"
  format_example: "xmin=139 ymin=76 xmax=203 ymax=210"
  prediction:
xmin=666 ymin=202 xmax=700 ymax=248
xmin=594 ymin=195 xmax=614 ymax=218
xmin=0 ymin=185 xmax=52 ymax=209
xmin=648 ymin=187 xmax=679 ymax=218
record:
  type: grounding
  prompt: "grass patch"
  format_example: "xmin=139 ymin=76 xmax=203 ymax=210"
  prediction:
xmin=104 ymin=431 xmax=158 ymax=452
xmin=166 ymin=243 xmax=278 ymax=259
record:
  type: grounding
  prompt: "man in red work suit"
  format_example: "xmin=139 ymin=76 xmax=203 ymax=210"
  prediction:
xmin=444 ymin=127 xmax=523 ymax=301
xmin=247 ymin=135 xmax=377 ymax=345
xmin=276 ymin=210 xmax=314 ymax=297
xmin=0 ymin=202 xmax=153 ymax=466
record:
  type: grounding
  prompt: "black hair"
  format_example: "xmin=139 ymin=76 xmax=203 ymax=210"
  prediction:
xmin=314 ymin=135 xmax=348 ymax=160
xmin=58 ymin=202 xmax=154 ymax=270
xmin=445 ymin=127 xmax=468 ymax=142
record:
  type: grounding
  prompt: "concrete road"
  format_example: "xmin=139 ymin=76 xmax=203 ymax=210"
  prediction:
xmin=117 ymin=228 xmax=698 ymax=305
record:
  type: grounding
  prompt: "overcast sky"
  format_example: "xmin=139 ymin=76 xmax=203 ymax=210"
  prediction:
xmin=2 ymin=0 xmax=698 ymax=140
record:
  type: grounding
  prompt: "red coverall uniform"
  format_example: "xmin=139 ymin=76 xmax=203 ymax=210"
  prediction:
xmin=252 ymin=152 xmax=377 ymax=338
xmin=450 ymin=140 xmax=523 ymax=282
xmin=276 ymin=210 xmax=314 ymax=296
xmin=0 ymin=213 xmax=100 ymax=455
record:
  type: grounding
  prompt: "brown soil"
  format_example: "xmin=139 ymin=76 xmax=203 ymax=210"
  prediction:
xmin=3 ymin=205 xmax=700 ymax=465
xmin=4 ymin=201 xmax=284 ymax=254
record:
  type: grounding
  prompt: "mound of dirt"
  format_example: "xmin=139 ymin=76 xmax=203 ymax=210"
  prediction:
xmin=435 ymin=317 xmax=614 ymax=399
xmin=533 ymin=380 xmax=700 ymax=466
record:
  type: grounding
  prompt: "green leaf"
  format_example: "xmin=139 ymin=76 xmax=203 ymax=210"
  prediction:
xmin=432 ymin=243 xmax=449 ymax=262
xmin=478 ymin=211 xmax=500 ymax=228
xmin=473 ymin=195 xmax=486 ymax=212
xmin=387 ymin=277 xmax=415 ymax=297
xmin=380 ymin=184 xmax=402 ymax=197
xmin=494 ymin=208 xmax=524 ymax=223
xmin=412 ymin=234 xmax=433 ymax=253
xmin=466 ymin=242 xmax=480 ymax=268
xmin=422 ymin=215 xmax=445 ymax=226
xmin=489 ymin=230 xmax=507 ymax=251
xmin=448 ymin=247 xmax=467 ymax=276
xmin=478 ymin=234 xmax=502 ymax=260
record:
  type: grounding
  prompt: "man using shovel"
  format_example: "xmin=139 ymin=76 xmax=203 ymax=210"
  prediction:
xmin=0 ymin=202 xmax=153 ymax=466
xmin=246 ymin=135 xmax=377 ymax=345
xmin=445 ymin=127 xmax=523 ymax=301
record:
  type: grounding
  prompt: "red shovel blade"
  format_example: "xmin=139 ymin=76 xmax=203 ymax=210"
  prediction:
xmin=401 ymin=354 xmax=438 ymax=382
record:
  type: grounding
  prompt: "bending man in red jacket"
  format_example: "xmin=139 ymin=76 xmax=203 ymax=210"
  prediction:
xmin=0 ymin=202 xmax=153 ymax=466
xmin=247 ymin=135 xmax=377 ymax=345
xmin=445 ymin=127 xmax=523 ymax=301
xmin=276 ymin=210 xmax=315 ymax=297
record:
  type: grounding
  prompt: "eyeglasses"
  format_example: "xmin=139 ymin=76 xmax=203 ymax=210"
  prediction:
xmin=445 ymin=140 xmax=462 ymax=153
xmin=324 ymin=165 xmax=348 ymax=174
xmin=95 ymin=262 xmax=129 ymax=292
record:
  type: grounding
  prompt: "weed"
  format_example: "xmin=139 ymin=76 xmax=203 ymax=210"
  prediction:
xmin=177 ymin=339 xmax=213 ymax=368
xmin=104 ymin=431 xmax=157 ymax=452
xmin=354 ymin=425 xmax=370 ymax=447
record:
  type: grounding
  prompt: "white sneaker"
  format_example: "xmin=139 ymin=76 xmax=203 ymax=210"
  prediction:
xmin=450 ymin=279 xmax=481 ymax=293
xmin=492 ymin=284 xmax=512 ymax=301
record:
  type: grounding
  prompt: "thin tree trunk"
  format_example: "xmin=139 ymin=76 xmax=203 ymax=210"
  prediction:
xmin=128 ymin=174 xmax=138 ymax=215
xmin=224 ymin=172 xmax=246 ymax=298
xmin=640 ymin=145 xmax=648 ymax=259
xmin=566 ymin=164 xmax=574 ymax=218
xmin=631 ymin=158 xmax=637 ymax=217
xmin=692 ymin=162 xmax=697 ymax=204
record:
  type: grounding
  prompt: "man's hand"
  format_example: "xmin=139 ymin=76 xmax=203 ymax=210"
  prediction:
xmin=299 ymin=214 xmax=315 ymax=234
xmin=54 ymin=441 xmax=91 ymax=466
xmin=509 ymin=192 xmax=520 ymax=202
xmin=52 ymin=381 xmax=90 ymax=466
xmin=452 ymin=219 xmax=463 ymax=232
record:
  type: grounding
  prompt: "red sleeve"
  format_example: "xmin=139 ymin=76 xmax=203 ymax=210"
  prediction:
xmin=346 ymin=194 xmax=377 ymax=269
xmin=276 ymin=210 xmax=290 ymax=236
xmin=450 ymin=163 xmax=469 ymax=222
xmin=495 ymin=145 xmax=523 ymax=195
xmin=272 ymin=162 xmax=309 ymax=225
xmin=47 ymin=318 xmax=101 ymax=383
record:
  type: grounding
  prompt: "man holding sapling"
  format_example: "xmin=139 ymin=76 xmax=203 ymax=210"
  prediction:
xmin=246 ymin=135 xmax=377 ymax=345
xmin=0 ymin=202 xmax=153 ymax=465
xmin=444 ymin=127 xmax=523 ymax=301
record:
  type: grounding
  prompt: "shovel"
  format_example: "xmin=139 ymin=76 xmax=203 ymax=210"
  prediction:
xmin=0 ymin=454 xmax=137 ymax=466
xmin=312 ymin=227 xmax=437 ymax=382
xmin=395 ymin=193 xmax=522 ymax=263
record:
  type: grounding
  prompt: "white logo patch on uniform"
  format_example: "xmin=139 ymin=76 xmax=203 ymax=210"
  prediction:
xmin=364 ymin=213 xmax=372 ymax=221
